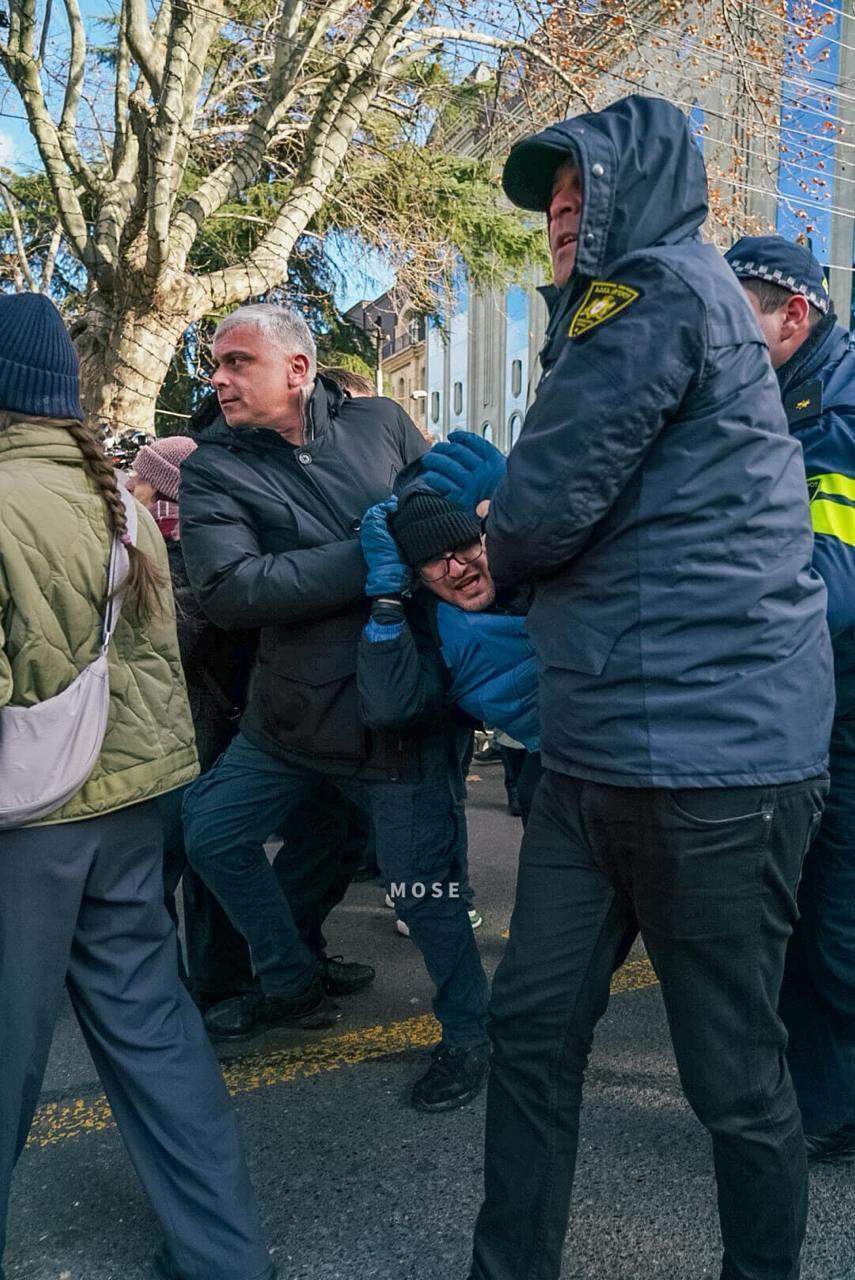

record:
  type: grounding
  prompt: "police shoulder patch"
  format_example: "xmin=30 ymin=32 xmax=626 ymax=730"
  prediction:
xmin=783 ymin=378 xmax=823 ymax=426
xmin=568 ymin=280 xmax=642 ymax=339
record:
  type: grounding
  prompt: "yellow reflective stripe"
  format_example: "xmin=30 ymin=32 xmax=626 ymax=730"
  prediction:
xmin=811 ymin=497 xmax=855 ymax=547
xmin=809 ymin=472 xmax=855 ymax=503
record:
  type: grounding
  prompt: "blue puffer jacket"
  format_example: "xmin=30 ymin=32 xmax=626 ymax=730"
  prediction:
xmin=488 ymin=95 xmax=833 ymax=787
xmin=439 ymin=606 xmax=539 ymax=750
xmin=778 ymin=315 xmax=855 ymax=719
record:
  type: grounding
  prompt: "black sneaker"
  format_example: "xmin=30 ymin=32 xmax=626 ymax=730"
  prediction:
xmin=805 ymin=1121 xmax=855 ymax=1163
xmin=319 ymin=954 xmax=376 ymax=996
xmin=204 ymin=978 xmax=340 ymax=1042
xmin=411 ymin=1042 xmax=490 ymax=1112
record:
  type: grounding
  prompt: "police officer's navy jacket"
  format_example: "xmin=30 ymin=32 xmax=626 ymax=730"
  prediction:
xmin=488 ymin=96 xmax=833 ymax=787
xmin=778 ymin=314 xmax=855 ymax=718
xmin=180 ymin=376 xmax=428 ymax=777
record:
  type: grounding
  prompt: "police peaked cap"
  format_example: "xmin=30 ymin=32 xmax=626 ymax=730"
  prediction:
xmin=725 ymin=236 xmax=830 ymax=315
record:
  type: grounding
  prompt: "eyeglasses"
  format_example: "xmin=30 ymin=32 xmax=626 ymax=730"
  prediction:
xmin=420 ymin=543 xmax=484 ymax=582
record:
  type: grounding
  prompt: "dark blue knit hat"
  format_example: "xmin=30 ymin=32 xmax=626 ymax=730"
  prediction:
xmin=725 ymin=236 xmax=830 ymax=315
xmin=0 ymin=292 xmax=84 ymax=420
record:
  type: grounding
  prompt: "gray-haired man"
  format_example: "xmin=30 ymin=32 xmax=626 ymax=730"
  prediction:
xmin=180 ymin=306 xmax=490 ymax=1109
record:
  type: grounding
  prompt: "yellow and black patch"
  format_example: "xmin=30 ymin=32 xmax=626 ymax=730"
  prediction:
xmin=568 ymin=280 xmax=642 ymax=339
xmin=783 ymin=378 xmax=823 ymax=426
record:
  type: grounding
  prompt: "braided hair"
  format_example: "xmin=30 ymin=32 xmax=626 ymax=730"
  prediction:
xmin=1 ymin=413 xmax=166 ymax=622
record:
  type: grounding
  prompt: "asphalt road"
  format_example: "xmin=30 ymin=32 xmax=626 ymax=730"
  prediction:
xmin=6 ymin=763 xmax=855 ymax=1280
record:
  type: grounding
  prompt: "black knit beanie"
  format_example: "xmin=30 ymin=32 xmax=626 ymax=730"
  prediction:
xmin=0 ymin=292 xmax=84 ymax=420
xmin=390 ymin=490 xmax=482 ymax=569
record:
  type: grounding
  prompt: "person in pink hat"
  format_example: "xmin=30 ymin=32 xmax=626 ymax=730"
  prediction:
xmin=128 ymin=435 xmax=198 ymax=541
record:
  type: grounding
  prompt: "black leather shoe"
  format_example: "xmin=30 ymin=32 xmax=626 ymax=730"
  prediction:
xmin=805 ymin=1121 xmax=855 ymax=1163
xmin=152 ymin=1245 xmax=278 ymax=1278
xmin=259 ymin=977 xmax=341 ymax=1031
xmin=204 ymin=978 xmax=340 ymax=1042
xmin=319 ymin=954 xmax=376 ymax=996
xmin=411 ymin=1042 xmax=490 ymax=1112
xmin=204 ymin=991 xmax=263 ymax=1041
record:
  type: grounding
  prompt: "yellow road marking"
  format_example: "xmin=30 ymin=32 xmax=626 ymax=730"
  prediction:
xmin=26 ymin=955 xmax=658 ymax=1149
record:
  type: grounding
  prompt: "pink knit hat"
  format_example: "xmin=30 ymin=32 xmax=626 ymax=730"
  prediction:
xmin=131 ymin=436 xmax=197 ymax=501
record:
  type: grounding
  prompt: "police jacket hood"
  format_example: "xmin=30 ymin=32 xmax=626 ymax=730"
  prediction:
xmin=503 ymin=94 xmax=708 ymax=278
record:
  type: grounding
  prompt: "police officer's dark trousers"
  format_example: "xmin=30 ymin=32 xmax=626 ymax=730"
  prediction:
xmin=470 ymin=770 xmax=827 ymax=1280
xmin=780 ymin=702 xmax=855 ymax=1138
xmin=0 ymin=799 xmax=272 ymax=1280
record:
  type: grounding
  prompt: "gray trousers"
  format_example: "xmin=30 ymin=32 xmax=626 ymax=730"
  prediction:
xmin=0 ymin=798 xmax=272 ymax=1280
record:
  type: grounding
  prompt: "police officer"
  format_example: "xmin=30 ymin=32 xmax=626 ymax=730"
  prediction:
xmin=726 ymin=235 xmax=855 ymax=1164
xmin=421 ymin=96 xmax=833 ymax=1280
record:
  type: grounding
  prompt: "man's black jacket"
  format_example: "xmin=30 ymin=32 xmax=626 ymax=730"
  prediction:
xmin=180 ymin=375 xmax=427 ymax=777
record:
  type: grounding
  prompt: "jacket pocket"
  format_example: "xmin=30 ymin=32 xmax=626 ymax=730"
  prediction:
xmin=532 ymin=614 xmax=620 ymax=676
xmin=253 ymin=642 xmax=366 ymax=759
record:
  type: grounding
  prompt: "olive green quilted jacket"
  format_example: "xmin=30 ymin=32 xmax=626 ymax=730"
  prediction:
xmin=0 ymin=421 xmax=198 ymax=824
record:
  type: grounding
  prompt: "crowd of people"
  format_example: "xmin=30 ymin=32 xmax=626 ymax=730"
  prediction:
xmin=1 ymin=91 xmax=854 ymax=1280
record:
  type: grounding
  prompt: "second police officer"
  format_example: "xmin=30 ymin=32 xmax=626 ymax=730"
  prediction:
xmin=727 ymin=235 xmax=855 ymax=1165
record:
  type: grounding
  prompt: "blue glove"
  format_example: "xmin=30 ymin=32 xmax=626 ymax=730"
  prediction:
xmin=420 ymin=430 xmax=507 ymax=512
xmin=360 ymin=497 xmax=412 ymax=598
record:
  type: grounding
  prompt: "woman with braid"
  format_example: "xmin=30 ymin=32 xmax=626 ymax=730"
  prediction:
xmin=0 ymin=295 xmax=275 ymax=1280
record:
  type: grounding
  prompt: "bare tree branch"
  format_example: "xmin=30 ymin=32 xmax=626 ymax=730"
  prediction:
xmin=42 ymin=220 xmax=64 ymax=292
xmin=57 ymin=0 xmax=105 ymax=193
xmin=0 ymin=176 xmax=38 ymax=289
xmin=1 ymin=0 xmax=93 ymax=266
xmin=145 ymin=0 xmax=224 ymax=284
xmin=112 ymin=0 xmax=132 ymax=171
xmin=125 ymin=0 xmax=168 ymax=96
xmin=412 ymin=26 xmax=595 ymax=111
xmin=197 ymin=0 xmax=423 ymax=309
xmin=170 ymin=0 xmax=362 ymax=267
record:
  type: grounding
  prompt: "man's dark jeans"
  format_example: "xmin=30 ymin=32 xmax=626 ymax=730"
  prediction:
xmin=183 ymin=733 xmax=488 ymax=1047
xmin=162 ymin=783 xmax=368 ymax=999
xmin=470 ymin=770 xmax=827 ymax=1280
xmin=780 ymin=710 xmax=855 ymax=1138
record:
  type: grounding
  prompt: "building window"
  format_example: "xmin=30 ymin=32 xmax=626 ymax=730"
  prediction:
xmin=431 ymin=391 xmax=440 ymax=424
xmin=509 ymin=412 xmax=523 ymax=447
xmin=397 ymin=377 xmax=406 ymax=402
xmin=453 ymin=381 xmax=463 ymax=415
xmin=511 ymin=359 xmax=522 ymax=398
xmin=481 ymin=422 xmax=494 ymax=443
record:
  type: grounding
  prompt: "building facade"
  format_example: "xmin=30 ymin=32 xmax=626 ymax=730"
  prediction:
xmin=344 ymin=292 xmax=427 ymax=431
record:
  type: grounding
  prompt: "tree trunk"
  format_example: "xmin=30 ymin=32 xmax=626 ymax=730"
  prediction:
xmin=76 ymin=293 xmax=188 ymax=435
